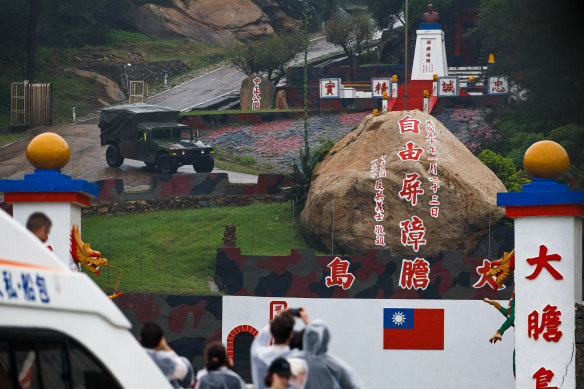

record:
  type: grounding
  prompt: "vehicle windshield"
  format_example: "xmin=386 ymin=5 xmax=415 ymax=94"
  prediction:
xmin=151 ymin=127 xmax=192 ymax=141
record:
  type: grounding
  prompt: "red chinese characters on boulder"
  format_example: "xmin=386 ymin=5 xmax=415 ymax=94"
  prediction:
xmin=528 ymin=305 xmax=563 ymax=342
xmin=532 ymin=367 xmax=558 ymax=389
xmin=372 ymin=155 xmax=387 ymax=245
xmin=325 ymin=257 xmax=355 ymax=290
xmin=398 ymin=115 xmax=421 ymax=134
xmin=526 ymin=245 xmax=563 ymax=280
xmin=399 ymin=257 xmax=430 ymax=290
xmin=397 ymin=141 xmax=424 ymax=161
xmin=425 ymin=120 xmax=440 ymax=218
xmin=251 ymin=77 xmax=262 ymax=110
xmin=399 ymin=216 xmax=426 ymax=252
xmin=399 ymin=173 xmax=424 ymax=206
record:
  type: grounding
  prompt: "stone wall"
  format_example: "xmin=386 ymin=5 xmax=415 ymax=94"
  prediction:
xmin=77 ymin=60 xmax=188 ymax=95
xmin=83 ymin=194 xmax=288 ymax=216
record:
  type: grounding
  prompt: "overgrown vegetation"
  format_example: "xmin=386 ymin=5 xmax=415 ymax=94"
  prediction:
xmin=82 ymin=201 xmax=328 ymax=294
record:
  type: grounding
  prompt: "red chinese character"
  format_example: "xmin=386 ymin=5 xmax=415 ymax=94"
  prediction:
xmin=429 ymin=195 xmax=439 ymax=205
xmin=528 ymin=305 xmax=563 ymax=342
xmin=430 ymin=207 xmax=439 ymax=218
xmin=325 ymin=257 xmax=355 ymax=289
xmin=397 ymin=141 xmax=424 ymax=161
xmin=375 ymin=179 xmax=384 ymax=191
xmin=400 ymin=216 xmax=426 ymax=252
xmin=399 ymin=258 xmax=430 ymax=290
xmin=427 ymin=146 xmax=437 ymax=155
xmin=399 ymin=173 xmax=424 ymax=206
xmin=374 ymin=225 xmax=385 ymax=235
xmin=526 ymin=245 xmax=563 ymax=280
xmin=425 ymin=120 xmax=435 ymax=133
xmin=473 ymin=259 xmax=503 ymax=290
xmin=374 ymin=212 xmax=384 ymax=222
xmin=430 ymin=182 xmax=439 ymax=193
xmin=375 ymin=235 xmax=386 ymax=246
xmin=370 ymin=161 xmax=379 ymax=178
xmin=492 ymin=79 xmax=506 ymax=93
xmin=532 ymin=367 xmax=557 ymax=389
xmin=426 ymin=53 xmax=431 ymax=58
xmin=398 ymin=115 xmax=421 ymax=134
xmin=426 ymin=40 xmax=431 ymax=44
xmin=442 ymin=80 xmax=455 ymax=93
xmin=425 ymin=59 xmax=431 ymax=63
xmin=252 ymin=101 xmax=260 ymax=110
xmin=428 ymin=163 xmax=438 ymax=175
xmin=325 ymin=80 xmax=336 ymax=95
xmin=426 ymin=47 xmax=431 ymax=51
xmin=374 ymin=82 xmax=388 ymax=94
xmin=253 ymin=77 xmax=261 ymax=85
xmin=374 ymin=191 xmax=385 ymax=202
xmin=375 ymin=201 xmax=384 ymax=213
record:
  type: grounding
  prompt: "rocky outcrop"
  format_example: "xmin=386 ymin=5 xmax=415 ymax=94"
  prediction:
xmin=254 ymin=0 xmax=302 ymax=32
xmin=240 ymin=75 xmax=275 ymax=110
xmin=136 ymin=0 xmax=275 ymax=45
xmin=301 ymin=110 xmax=507 ymax=257
xmin=63 ymin=66 xmax=125 ymax=101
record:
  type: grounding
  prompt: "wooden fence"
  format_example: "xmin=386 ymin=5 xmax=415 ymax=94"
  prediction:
xmin=10 ymin=82 xmax=53 ymax=126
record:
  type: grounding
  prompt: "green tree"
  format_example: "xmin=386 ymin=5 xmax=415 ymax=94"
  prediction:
xmin=229 ymin=31 xmax=304 ymax=86
xmin=324 ymin=12 xmax=376 ymax=78
xmin=477 ymin=0 xmax=584 ymax=123
xmin=478 ymin=149 xmax=531 ymax=192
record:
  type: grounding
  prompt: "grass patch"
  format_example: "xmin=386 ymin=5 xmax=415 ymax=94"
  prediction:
xmin=185 ymin=109 xmax=305 ymax=115
xmin=215 ymin=159 xmax=269 ymax=175
xmin=0 ymin=131 xmax=31 ymax=147
xmin=82 ymin=201 xmax=325 ymax=294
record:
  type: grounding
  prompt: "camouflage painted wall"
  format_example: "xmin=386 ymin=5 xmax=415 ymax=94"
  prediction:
xmin=114 ymin=294 xmax=222 ymax=372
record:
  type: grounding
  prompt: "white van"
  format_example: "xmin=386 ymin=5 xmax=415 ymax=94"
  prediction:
xmin=0 ymin=210 xmax=172 ymax=388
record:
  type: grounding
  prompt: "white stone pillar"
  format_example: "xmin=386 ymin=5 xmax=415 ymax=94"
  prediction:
xmin=411 ymin=28 xmax=448 ymax=80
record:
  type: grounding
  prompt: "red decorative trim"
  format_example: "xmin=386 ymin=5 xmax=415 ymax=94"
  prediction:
xmin=226 ymin=324 xmax=259 ymax=360
xmin=4 ymin=192 xmax=90 ymax=207
xmin=506 ymin=204 xmax=584 ymax=218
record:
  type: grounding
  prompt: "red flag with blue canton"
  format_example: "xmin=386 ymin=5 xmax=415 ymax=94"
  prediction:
xmin=383 ymin=308 xmax=444 ymax=350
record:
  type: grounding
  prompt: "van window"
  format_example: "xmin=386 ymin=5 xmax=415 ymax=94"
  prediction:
xmin=0 ymin=328 xmax=122 ymax=389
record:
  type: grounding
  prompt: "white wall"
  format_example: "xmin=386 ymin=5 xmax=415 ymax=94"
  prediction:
xmin=223 ymin=296 xmax=515 ymax=388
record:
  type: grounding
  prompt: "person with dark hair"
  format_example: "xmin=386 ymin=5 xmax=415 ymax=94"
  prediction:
xmin=251 ymin=308 xmax=309 ymax=389
xmin=140 ymin=322 xmax=195 ymax=389
xmin=26 ymin=212 xmax=52 ymax=243
xmin=195 ymin=342 xmax=246 ymax=389
xmin=264 ymin=357 xmax=291 ymax=389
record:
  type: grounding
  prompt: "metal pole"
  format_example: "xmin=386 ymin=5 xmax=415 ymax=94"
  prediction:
xmin=331 ymin=201 xmax=335 ymax=256
xmin=107 ymin=223 xmax=110 ymax=286
xmin=206 ymin=230 xmax=210 ymax=292
xmin=173 ymin=226 xmax=176 ymax=286
xmin=291 ymin=200 xmax=295 ymax=250
xmin=140 ymin=225 xmax=143 ymax=284
xmin=404 ymin=0 xmax=408 ymax=110
xmin=251 ymin=200 xmax=256 ymax=254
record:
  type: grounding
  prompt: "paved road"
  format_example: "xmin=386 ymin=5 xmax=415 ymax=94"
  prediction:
xmin=0 ymin=37 xmax=343 ymax=188
xmin=149 ymin=36 xmax=341 ymax=111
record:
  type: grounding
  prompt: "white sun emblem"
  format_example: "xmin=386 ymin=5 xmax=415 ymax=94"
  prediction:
xmin=392 ymin=311 xmax=406 ymax=326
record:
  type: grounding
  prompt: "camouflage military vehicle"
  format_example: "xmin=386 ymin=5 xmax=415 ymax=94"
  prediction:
xmin=99 ymin=104 xmax=214 ymax=174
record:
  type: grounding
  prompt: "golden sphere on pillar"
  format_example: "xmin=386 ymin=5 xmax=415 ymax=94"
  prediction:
xmin=523 ymin=140 xmax=570 ymax=179
xmin=25 ymin=132 xmax=71 ymax=170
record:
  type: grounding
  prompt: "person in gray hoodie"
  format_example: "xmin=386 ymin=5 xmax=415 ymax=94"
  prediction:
xmin=298 ymin=319 xmax=365 ymax=389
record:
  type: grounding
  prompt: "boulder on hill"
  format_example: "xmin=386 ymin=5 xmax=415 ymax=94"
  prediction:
xmin=301 ymin=110 xmax=507 ymax=257
xmin=136 ymin=0 xmax=274 ymax=44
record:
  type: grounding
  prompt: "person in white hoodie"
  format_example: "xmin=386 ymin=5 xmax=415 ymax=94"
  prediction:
xmin=297 ymin=319 xmax=365 ymax=389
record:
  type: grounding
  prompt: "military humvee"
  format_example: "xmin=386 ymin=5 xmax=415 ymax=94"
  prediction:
xmin=99 ymin=104 xmax=214 ymax=174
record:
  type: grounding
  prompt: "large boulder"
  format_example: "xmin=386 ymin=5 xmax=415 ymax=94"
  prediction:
xmin=136 ymin=0 xmax=274 ymax=44
xmin=240 ymin=75 xmax=275 ymax=110
xmin=301 ymin=110 xmax=507 ymax=257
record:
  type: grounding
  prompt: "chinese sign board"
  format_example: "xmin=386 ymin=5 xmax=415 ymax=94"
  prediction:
xmin=371 ymin=78 xmax=391 ymax=98
xmin=437 ymin=77 xmax=459 ymax=97
xmin=319 ymin=78 xmax=341 ymax=98
xmin=488 ymin=76 xmax=508 ymax=95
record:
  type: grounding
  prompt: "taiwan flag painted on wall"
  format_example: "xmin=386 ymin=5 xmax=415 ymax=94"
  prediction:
xmin=383 ymin=308 xmax=444 ymax=350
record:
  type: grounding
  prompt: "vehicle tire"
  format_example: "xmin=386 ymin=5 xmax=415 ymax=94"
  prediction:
xmin=157 ymin=154 xmax=178 ymax=174
xmin=105 ymin=144 xmax=124 ymax=168
xmin=193 ymin=157 xmax=214 ymax=173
